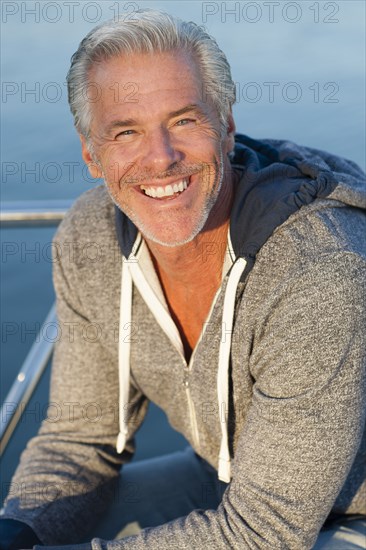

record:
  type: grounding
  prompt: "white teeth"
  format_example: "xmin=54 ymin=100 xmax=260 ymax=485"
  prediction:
xmin=165 ymin=185 xmax=174 ymax=196
xmin=141 ymin=178 xmax=188 ymax=198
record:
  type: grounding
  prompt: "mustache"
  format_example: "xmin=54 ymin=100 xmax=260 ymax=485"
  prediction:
xmin=120 ymin=161 xmax=218 ymax=185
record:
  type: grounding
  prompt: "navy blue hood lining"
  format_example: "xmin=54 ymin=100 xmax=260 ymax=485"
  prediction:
xmin=114 ymin=134 xmax=363 ymax=265
xmin=115 ymin=208 xmax=138 ymax=259
xmin=230 ymin=134 xmax=339 ymax=263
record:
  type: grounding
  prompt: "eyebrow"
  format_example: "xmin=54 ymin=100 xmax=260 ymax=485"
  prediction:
xmin=105 ymin=104 xmax=205 ymax=134
xmin=106 ymin=118 xmax=139 ymax=133
xmin=168 ymin=103 xmax=205 ymax=118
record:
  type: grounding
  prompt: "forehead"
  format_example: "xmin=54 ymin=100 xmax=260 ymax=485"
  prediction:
xmin=88 ymin=50 xmax=207 ymax=117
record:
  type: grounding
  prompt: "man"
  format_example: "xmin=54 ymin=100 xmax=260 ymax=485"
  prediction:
xmin=1 ymin=9 xmax=365 ymax=550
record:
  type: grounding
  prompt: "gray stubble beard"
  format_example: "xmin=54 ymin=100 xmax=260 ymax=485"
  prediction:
xmin=102 ymin=149 xmax=226 ymax=248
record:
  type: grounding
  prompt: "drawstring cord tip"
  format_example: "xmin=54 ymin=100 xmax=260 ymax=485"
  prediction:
xmin=218 ymin=457 xmax=231 ymax=483
xmin=116 ymin=431 xmax=126 ymax=454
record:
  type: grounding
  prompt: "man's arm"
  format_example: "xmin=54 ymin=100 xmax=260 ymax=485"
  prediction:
xmin=1 ymin=218 xmax=149 ymax=547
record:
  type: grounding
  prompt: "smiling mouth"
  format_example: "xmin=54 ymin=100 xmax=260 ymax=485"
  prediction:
xmin=140 ymin=177 xmax=189 ymax=199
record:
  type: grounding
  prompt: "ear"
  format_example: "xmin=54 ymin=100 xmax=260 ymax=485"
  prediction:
xmin=223 ymin=111 xmax=236 ymax=155
xmin=80 ymin=135 xmax=103 ymax=179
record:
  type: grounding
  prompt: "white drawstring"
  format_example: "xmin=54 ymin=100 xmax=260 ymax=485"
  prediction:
xmin=116 ymin=248 xmax=247 ymax=483
xmin=116 ymin=256 xmax=133 ymax=453
xmin=217 ymin=258 xmax=247 ymax=482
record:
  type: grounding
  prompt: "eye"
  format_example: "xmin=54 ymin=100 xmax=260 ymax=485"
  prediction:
xmin=175 ymin=118 xmax=195 ymax=126
xmin=115 ymin=129 xmax=136 ymax=138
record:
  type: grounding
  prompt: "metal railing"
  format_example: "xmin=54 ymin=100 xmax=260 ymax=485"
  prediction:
xmin=0 ymin=201 xmax=71 ymax=454
xmin=0 ymin=200 xmax=73 ymax=226
xmin=0 ymin=305 xmax=57 ymax=454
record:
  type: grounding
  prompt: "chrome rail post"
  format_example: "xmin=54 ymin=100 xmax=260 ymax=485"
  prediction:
xmin=0 ymin=304 xmax=57 ymax=455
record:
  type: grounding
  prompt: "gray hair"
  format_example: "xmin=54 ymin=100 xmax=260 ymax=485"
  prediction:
xmin=66 ymin=9 xmax=236 ymax=140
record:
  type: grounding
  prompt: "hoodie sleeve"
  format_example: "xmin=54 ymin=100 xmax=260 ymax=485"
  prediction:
xmin=1 ymin=213 xmax=149 ymax=546
xmin=82 ymin=251 xmax=365 ymax=550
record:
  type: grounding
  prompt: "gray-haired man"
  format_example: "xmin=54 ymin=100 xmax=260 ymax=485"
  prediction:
xmin=1 ymin=9 xmax=365 ymax=550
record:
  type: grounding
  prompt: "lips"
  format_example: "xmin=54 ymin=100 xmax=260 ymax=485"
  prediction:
xmin=140 ymin=178 xmax=189 ymax=199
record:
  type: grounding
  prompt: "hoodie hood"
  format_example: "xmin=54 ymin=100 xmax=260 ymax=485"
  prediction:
xmin=114 ymin=134 xmax=366 ymax=481
xmin=116 ymin=133 xmax=365 ymax=269
xmin=228 ymin=134 xmax=366 ymax=276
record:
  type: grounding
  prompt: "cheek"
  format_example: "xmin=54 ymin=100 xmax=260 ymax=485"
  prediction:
xmin=180 ymin=130 xmax=220 ymax=154
xmin=99 ymin=151 xmax=133 ymax=183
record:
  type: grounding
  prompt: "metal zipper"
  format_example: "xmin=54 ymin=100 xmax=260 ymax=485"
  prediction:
xmin=182 ymin=285 xmax=224 ymax=451
xmin=183 ymin=364 xmax=200 ymax=449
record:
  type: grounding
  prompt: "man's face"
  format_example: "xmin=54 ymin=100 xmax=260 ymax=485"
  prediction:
xmin=81 ymin=50 xmax=235 ymax=247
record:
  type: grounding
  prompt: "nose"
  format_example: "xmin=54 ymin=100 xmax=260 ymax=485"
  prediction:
xmin=141 ymin=127 xmax=183 ymax=173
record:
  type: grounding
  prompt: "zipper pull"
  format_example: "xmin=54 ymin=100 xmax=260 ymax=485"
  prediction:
xmin=183 ymin=368 xmax=189 ymax=388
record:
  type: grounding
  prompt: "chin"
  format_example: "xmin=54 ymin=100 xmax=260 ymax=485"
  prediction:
xmin=144 ymin=234 xmax=196 ymax=248
xmin=140 ymin=224 xmax=201 ymax=248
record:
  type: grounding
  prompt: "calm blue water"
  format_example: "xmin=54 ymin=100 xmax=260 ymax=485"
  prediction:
xmin=1 ymin=0 xmax=365 ymax=203
xmin=1 ymin=0 xmax=365 ymax=491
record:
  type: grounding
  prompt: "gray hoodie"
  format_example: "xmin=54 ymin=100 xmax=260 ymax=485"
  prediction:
xmin=2 ymin=135 xmax=366 ymax=549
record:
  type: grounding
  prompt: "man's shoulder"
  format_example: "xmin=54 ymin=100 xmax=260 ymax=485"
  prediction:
xmin=54 ymin=184 xmax=116 ymax=243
